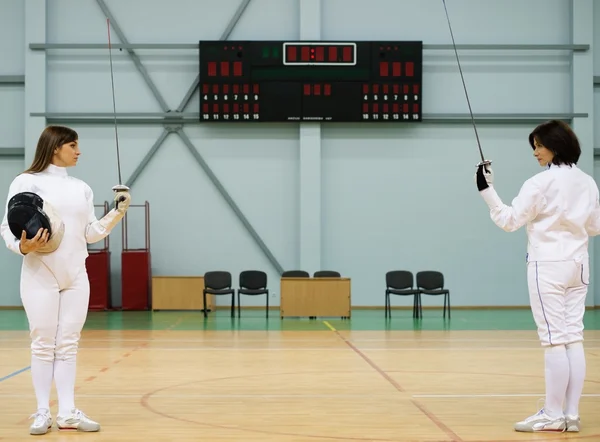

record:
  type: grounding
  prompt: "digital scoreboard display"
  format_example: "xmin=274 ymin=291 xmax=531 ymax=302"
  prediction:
xmin=198 ymin=40 xmax=422 ymax=123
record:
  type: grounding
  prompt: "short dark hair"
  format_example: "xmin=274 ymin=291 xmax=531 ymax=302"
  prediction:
xmin=528 ymin=120 xmax=581 ymax=166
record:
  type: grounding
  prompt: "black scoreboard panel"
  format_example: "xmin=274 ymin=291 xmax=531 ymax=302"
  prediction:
xmin=198 ymin=40 xmax=422 ymax=123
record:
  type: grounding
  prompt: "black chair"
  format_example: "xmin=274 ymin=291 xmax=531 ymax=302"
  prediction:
xmin=203 ymin=271 xmax=235 ymax=318
xmin=238 ymin=270 xmax=269 ymax=318
xmin=314 ymin=270 xmax=341 ymax=277
xmin=416 ymin=271 xmax=450 ymax=318
xmin=281 ymin=270 xmax=309 ymax=277
xmin=385 ymin=270 xmax=421 ymax=318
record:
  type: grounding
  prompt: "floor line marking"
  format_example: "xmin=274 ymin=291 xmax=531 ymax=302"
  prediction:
xmin=2 ymin=337 xmax=600 ymax=343
xmin=15 ymin=316 xmax=182 ymax=426
xmin=0 ymin=366 xmax=30 ymax=383
xmin=412 ymin=393 xmax=600 ymax=398
xmin=324 ymin=322 xmax=462 ymax=441
xmin=323 ymin=321 xmax=336 ymax=332
xmin=4 ymin=392 xmax=600 ymax=400
xmin=1 ymin=346 xmax=592 ymax=351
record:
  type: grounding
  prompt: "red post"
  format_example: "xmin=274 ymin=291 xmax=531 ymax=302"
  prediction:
xmin=121 ymin=201 xmax=152 ymax=310
xmin=86 ymin=201 xmax=112 ymax=311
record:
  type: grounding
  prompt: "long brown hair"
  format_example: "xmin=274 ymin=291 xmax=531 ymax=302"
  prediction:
xmin=23 ymin=125 xmax=79 ymax=174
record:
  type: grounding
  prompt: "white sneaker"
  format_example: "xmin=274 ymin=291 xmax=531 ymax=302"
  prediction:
xmin=29 ymin=409 xmax=52 ymax=435
xmin=514 ymin=408 xmax=566 ymax=432
xmin=56 ymin=408 xmax=100 ymax=432
xmin=566 ymin=414 xmax=580 ymax=432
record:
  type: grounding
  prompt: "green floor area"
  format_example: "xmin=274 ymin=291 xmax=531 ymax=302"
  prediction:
xmin=1 ymin=308 xmax=600 ymax=331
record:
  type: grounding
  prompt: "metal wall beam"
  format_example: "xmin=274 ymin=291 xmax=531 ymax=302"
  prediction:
xmin=422 ymin=113 xmax=588 ymax=123
xmin=94 ymin=0 xmax=170 ymax=112
xmin=176 ymin=129 xmax=284 ymax=274
xmin=25 ymin=0 xmax=47 ymax=168
xmin=0 ymin=75 xmax=24 ymax=85
xmin=30 ymin=112 xmax=589 ymax=124
xmin=298 ymin=0 xmax=323 ymax=274
xmin=29 ymin=43 xmax=590 ymax=51
xmin=0 ymin=148 xmax=25 ymax=157
xmin=30 ymin=43 xmax=198 ymax=50
xmin=31 ymin=112 xmax=196 ymax=118
xmin=425 ymin=44 xmax=589 ymax=51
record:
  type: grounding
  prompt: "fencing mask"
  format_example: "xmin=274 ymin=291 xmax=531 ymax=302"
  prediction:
xmin=7 ymin=192 xmax=64 ymax=254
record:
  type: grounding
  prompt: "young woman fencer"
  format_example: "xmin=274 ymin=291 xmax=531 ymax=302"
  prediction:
xmin=0 ymin=125 xmax=131 ymax=435
xmin=475 ymin=120 xmax=600 ymax=433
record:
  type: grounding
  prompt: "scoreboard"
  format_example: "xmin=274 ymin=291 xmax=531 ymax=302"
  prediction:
xmin=198 ymin=40 xmax=422 ymax=123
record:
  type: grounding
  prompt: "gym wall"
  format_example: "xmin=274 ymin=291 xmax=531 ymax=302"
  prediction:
xmin=0 ymin=0 xmax=598 ymax=308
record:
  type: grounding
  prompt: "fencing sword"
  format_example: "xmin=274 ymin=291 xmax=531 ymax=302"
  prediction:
xmin=441 ymin=0 xmax=491 ymax=168
xmin=106 ymin=18 xmax=129 ymax=204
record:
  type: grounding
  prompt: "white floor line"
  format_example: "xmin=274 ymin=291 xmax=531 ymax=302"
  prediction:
xmin=1 ymin=338 xmax=600 ymax=346
xmin=412 ymin=393 xmax=600 ymax=398
xmin=2 ymin=347 xmax=600 ymax=351
xmin=1 ymin=392 xmax=598 ymax=399
xmin=0 ymin=393 xmax=396 ymax=399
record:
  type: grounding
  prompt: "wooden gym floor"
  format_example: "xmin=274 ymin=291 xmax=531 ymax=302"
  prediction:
xmin=0 ymin=309 xmax=599 ymax=441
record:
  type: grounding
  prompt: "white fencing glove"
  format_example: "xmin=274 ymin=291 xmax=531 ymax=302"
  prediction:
xmin=111 ymin=184 xmax=131 ymax=213
xmin=114 ymin=190 xmax=131 ymax=213
xmin=97 ymin=187 xmax=130 ymax=232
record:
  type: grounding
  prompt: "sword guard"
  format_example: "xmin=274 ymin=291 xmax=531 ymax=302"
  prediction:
xmin=476 ymin=160 xmax=492 ymax=168
xmin=112 ymin=184 xmax=129 ymax=203
xmin=112 ymin=184 xmax=129 ymax=192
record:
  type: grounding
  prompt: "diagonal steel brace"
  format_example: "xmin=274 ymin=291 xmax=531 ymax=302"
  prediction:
xmin=175 ymin=129 xmax=284 ymax=274
xmin=95 ymin=0 xmax=170 ymax=112
xmin=95 ymin=0 xmax=283 ymax=274
xmin=113 ymin=0 xmax=253 ymax=187
xmin=170 ymin=0 xmax=286 ymax=273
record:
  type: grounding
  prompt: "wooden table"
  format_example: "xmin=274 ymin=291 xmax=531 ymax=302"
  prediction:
xmin=151 ymin=276 xmax=215 ymax=312
xmin=280 ymin=277 xmax=351 ymax=318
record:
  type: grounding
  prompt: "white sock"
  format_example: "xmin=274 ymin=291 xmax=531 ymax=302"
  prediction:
xmin=544 ymin=345 xmax=569 ymax=418
xmin=565 ymin=342 xmax=586 ymax=416
xmin=53 ymin=359 xmax=77 ymax=416
xmin=30 ymin=356 xmax=54 ymax=412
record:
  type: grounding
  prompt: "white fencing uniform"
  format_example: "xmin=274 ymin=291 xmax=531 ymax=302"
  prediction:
xmin=0 ymin=163 xmax=125 ymax=420
xmin=480 ymin=163 xmax=600 ymax=347
xmin=480 ymin=162 xmax=600 ymax=422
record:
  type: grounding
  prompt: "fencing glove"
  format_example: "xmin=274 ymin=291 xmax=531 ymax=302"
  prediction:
xmin=97 ymin=188 xmax=130 ymax=232
xmin=114 ymin=190 xmax=131 ymax=213
xmin=475 ymin=162 xmax=494 ymax=191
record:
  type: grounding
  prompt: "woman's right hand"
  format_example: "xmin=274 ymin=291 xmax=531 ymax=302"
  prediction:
xmin=19 ymin=228 xmax=49 ymax=254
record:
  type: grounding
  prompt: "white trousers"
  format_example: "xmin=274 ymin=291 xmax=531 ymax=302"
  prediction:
xmin=20 ymin=257 xmax=90 ymax=363
xmin=527 ymin=258 xmax=588 ymax=347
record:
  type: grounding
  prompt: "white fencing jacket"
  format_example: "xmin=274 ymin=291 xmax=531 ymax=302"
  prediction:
xmin=1 ymin=164 xmax=123 ymax=287
xmin=480 ymin=163 xmax=600 ymax=262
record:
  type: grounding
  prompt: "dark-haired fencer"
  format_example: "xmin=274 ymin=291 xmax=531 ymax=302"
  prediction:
xmin=0 ymin=125 xmax=131 ymax=435
xmin=475 ymin=120 xmax=600 ymax=433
